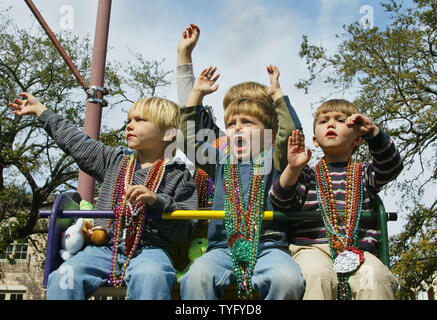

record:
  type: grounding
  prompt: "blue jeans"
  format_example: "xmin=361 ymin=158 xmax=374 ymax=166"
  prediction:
xmin=180 ymin=247 xmax=305 ymax=299
xmin=46 ymin=244 xmax=176 ymax=300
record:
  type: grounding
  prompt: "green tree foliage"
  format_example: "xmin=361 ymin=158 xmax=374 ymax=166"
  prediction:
xmin=295 ymin=0 xmax=436 ymax=298
xmin=0 ymin=10 xmax=171 ymax=253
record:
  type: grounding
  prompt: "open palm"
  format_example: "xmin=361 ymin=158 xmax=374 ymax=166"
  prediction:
xmin=8 ymin=92 xmax=46 ymax=117
xmin=287 ymin=130 xmax=312 ymax=169
xmin=194 ymin=67 xmax=220 ymax=95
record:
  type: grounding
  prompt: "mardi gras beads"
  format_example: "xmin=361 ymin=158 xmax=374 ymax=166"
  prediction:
xmin=108 ymin=154 xmax=166 ymax=287
xmin=194 ymin=168 xmax=215 ymax=208
xmin=223 ymin=152 xmax=265 ymax=299
xmin=315 ymin=157 xmax=364 ymax=300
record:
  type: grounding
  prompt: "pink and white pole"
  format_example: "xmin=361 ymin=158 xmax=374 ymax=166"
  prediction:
xmin=77 ymin=0 xmax=112 ymax=202
xmin=25 ymin=0 xmax=112 ymax=203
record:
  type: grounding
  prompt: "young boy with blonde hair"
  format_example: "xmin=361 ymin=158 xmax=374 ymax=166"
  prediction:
xmin=268 ymin=99 xmax=403 ymax=300
xmin=9 ymin=93 xmax=197 ymax=300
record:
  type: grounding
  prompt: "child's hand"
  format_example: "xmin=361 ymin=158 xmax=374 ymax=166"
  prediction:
xmin=194 ymin=67 xmax=220 ymax=94
xmin=287 ymin=129 xmax=312 ymax=169
xmin=346 ymin=114 xmax=379 ymax=138
xmin=186 ymin=67 xmax=220 ymax=106
xmin=177 ymin=24 xmax=200 ymax=65
xmin=267 ymin=65 xmax=284 ymax=101
xmin=280 ymin=130 xmax=311 ymax=188
xmin=125 ymin=184 xmax=157 ymax=206
xmin=9 ymin=92 xmax=47 ymax=117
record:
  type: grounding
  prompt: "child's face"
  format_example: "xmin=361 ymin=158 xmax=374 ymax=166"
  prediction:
xmin=225 ymin=113 xmax=268 ymax=161
xmin=313 ymin=111 xmax=361 ymax=157
xmin=125 ymin=109 xmax=165 ymax=152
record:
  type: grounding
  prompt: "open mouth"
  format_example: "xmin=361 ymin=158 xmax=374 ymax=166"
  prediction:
xmin=236 ymin=136 xmax=246 ymax=147
xmin=232 ymin=136 xmax=248 ymax=153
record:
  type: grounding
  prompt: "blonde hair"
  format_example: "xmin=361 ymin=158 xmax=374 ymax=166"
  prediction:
xmin=224 ymin=97 xmax=278 ymax=132
xmin=223 ymin=81 xmax=273 ymax=110
xmin=128 ymin=97 xmax=180 ymax=132
xmin=313 ymin=99 xmax=359 ymax=133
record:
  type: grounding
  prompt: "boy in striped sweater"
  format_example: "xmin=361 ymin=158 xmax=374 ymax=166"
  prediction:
xmin=268 ymin=99 xmax=403 ymax=300
xmin=9 ymin=92 xmax=197 ymax=300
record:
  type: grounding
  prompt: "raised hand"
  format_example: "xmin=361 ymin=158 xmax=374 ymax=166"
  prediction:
xmin=287 ymin=129 xmax=312 ymax=169
xmin=186 ymin=67 xmax=220 ymax=106
xmin=266 ymin=64 xmax=284 ymax=101
xmin=177 ymin=24 xmax=200 ymax=65
xmin=346 ymin=114 xmax=379 ymax=138
xmin=194 ymin=67 xmax=220 ymax=95
xmin=279 ymin=130 xmax=311 ymax=188
xmin=8 ymin=92 xmax=47 ymax=117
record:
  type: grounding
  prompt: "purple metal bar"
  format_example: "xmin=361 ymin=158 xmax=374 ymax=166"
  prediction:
xmin=40 ymin=210 xmax=115 ymax=219
xmin=43 ymin=194 xmax=77 ymax=287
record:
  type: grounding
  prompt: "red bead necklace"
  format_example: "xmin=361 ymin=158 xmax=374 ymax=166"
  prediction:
xmin=315 ymin=157 xmax=364 ymax=300
xmin=109 ymin=154 xmax=166 ymax=287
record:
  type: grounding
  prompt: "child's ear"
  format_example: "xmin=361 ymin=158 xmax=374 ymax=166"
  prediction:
xmin=163 ymin=128 xmax=177 ymax=142
xmin=312 ymin=135 xmax=320 ymax=148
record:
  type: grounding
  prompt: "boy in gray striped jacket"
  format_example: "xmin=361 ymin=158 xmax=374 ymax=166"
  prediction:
xmin=268 ymin=99 xmax=403 ymax=300
xmin=10 ymin=92 xmax=197 ymax=300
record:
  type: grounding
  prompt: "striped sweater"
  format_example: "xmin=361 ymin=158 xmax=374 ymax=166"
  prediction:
xmin=38 ymin=109 xmax=198 ymax=253
xmin=268 ymin=128 xmax=403 ymax=253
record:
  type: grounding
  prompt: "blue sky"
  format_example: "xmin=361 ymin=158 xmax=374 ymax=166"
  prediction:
xmin=3 ymin=0 xmax=402 ymax=130
xmin=1 ymin=0 xmax=420 ymax=235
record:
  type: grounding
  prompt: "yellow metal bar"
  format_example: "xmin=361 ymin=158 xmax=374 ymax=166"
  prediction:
xmin=161 ymin=210 xmax=275 ymax=220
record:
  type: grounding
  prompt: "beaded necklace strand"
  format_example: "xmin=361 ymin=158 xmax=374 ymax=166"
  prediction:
xmin=223 ymin=152 xmax=265 ymax=299
xmin=109 ymin=154 xmax=166 ymax=287
xmin=315 ymin=157 xmax=364 ymax=300
xmin=194 ymin=168 xmax=214 ymax=208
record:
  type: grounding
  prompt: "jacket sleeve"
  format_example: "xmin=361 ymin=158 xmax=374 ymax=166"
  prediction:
xmin=362 ymin=127 xmax=404 ymax=194
xmin=176 ymin=63 xmax=195 ymax=107
xmin=148 ymin=167 xmax=198 ymax=243
xmin=37 ymin=109 xmax=122 ymax=182
xmin=268 ymin=165 xmax=314 ymax=211
xmin=272 ymin=96 xmax=303 ymax=172
xmin=179 ymin=104 xmax=224 ymax=179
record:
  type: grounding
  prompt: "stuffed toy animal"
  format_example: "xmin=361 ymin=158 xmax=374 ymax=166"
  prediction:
xmin=79 ymin=200 xmax=107 ymax=246
xmin=59 ymin=200 xmax=108 ymax=261
xmin=176 ymin=237 xmax=208 ymax=280
xmin=60 ymin=218 xmax=85 ymax=261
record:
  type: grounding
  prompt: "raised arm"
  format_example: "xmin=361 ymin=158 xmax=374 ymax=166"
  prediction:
xmin=177 ymin=24 xmax=200 ymax=66
xmin=186 ymin=67 xmax=220 ymax=106
xmin=346 ymin=114 xmax=403 ymax=192
xmin=176 ymin=24 xmax=200 ymax=106
xmin=9 ymin=92 xmax=48 ymax=117
xmin=179 ymin=67 xmax=222 ymax=178
xmin=269 ymin=130 xmax=313 ymax=211
xmin=280 ymin=130 xmax=312 ymax=188
xmin=267 ymin=65 xmax=304 ymax=172
xmin=9 ymin=92 xmax=121 ymax=182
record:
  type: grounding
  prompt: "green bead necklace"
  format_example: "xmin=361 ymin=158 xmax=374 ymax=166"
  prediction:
xmin=223 ymin=152 xmax=265 ymax=299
